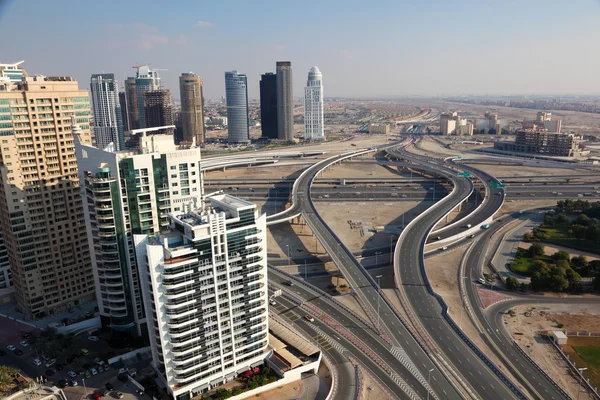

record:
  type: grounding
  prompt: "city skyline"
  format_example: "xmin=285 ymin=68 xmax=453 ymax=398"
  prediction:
xmin=2 ymin=1 xmax=600 ymax=99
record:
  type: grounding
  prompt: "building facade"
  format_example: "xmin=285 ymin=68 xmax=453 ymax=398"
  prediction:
xmin=179 ymin=73 xmax=205 ymax=145
xmin=368 ymin=123 xmax=389 ymax=135
xmin=0 ymin=74 xmax=95 ymax=317
xmin=494 ymin=129 xmax=587 ymax=157
xmin=90 ymin=73 xmax=124 ymax=151
xmin=0 ymin=61 xmax=26 ymax=91
xmin=259 ymin=73 xmax=278 ymax=139
xmin=136 ymin=195 xmax=268 ymax=399
xmin=119 ymin=92 xmax=130 ymax=133
xmin=124 ymin=78 xmax=139 ymax=131
xmin=276 ymin=62 xmax=294 ymax=141
xmin=75 ymin=134 xmax=203 ymax=334
xmin=224 ymin=71 xmax=249 ymax=143
xmin=143 ymin=90 xmax=174 ymax=136
xmin=303 ymin=66 xmax=324 ymax=141
xmin=134 ymin=65 xmax=161 ymax=129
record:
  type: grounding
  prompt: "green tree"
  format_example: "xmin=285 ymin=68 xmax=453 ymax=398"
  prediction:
xmin=593 ymin=273 xmax=600 ymax=292
xmin=231 ymin=387 xmax=243 ymax=396
xmin=523 ymin=232 xmax=532 ymax=242
xmin=556 ymin=213 xmax=569 ymax=224
xmin=548 ymin=266 xmax=569 ymax=292
xmin=528 ymin=243 xmax=545 ymax=258
xmin=552 ymin=250 xmax=570 ymax=262
xmin=586 ymin=225 xmax=600 ymax=241
xmin=571 ymin=255 xmax=589 ymax=275
xmin=0 ymin=366 xmax=19 ymax=393
xmin=576 ymin=213 xmax=592 ymax=227
xmin=530 ymin=260 xmax=550 ymax=275
xmin=544 ymin=214 xmax=556 ymax=226
xmin=566 ymin=268 xmax=582 ymax=292
xmin=589 ymin=260 xmax=600 ymax=275
xmin=530 ymin=272 xmax=547 ymax=291
xmin=573 ymin=225 xmax=588 ymax=240
xmin=505 ymin=277 xmax=519 ymax=291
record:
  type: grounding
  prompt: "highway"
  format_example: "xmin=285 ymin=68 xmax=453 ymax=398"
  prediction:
xmin=463 ymin=213 xmax=571 ymax=400
xmin=387 ymin=144 xmax=526 ymax=399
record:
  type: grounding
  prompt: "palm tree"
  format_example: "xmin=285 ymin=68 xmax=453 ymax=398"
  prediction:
xmin=0 ymin=366 xmax=19 ymax=393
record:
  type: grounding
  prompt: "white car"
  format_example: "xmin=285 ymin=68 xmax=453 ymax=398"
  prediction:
xmin=118 ymin=368 xmax=127 ymax=375
xmin=90 ymin=367 xmax=98 ymax=375
xmin=6 ymin=345 xmax=15 ymax=351
xmin=67 ymin=371 xmax=77 ymax=378
xmin=33 ymin=359 xmax=42 ymax=367
xmin=88 ymin=336 xmax=99 ymax=342
xmin=19 ymin=340 xmax=29 ymax=347
xmin=269 ymin=300 xmax=277 ymax=306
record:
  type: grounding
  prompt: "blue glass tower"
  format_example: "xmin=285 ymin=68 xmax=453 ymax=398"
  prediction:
xmin=224 ymin=71 xmax=249 ymax=143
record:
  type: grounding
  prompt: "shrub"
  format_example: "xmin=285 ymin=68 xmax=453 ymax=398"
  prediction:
xmin=528 ymin=243 xmax=545 ymax=258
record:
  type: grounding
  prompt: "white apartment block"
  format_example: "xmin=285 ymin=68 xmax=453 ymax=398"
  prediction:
xmin=136 ymin=194 xmax=268 ymax=400
xmin=304 ymin=66 xmax=325 ymax=141
xmin=75 ymin=133 xmax=202 ymax=335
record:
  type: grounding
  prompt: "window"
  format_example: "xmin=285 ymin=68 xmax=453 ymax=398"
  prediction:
xmin=170 ymin=165 xmax=176 ymax=170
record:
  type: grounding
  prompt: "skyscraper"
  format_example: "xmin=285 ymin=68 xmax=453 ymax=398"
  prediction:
xmin=179 ymin=73 xmax=205 ymax=145
xmin=75 ymin=134 xmax=203 ymax=335
xmin=124 ymin=77 xmax=139 ymax=130
xmin=304 ymin=66 xmax=325 ymax=141
xmin=276 ymin=61 xmax=294 ymax=141
xmin=136 ymin=194 xmax=268 ymax=399
xmin=0 ymin=72 xmax=95 ymax=317
xmin=224 ymin=71 xmax=249 ymax=143
xmin=90 ymin=73 xmax=124 ymax=151
xmin=259 ymin=73 xmax=278 ymax=139
xmin=119 ymin=91 xmax=130 ymax=132
xmin=134 ymin=65 xmax=161 ymax=129
xmin=143 ymin=90 xmax=174 ymax=135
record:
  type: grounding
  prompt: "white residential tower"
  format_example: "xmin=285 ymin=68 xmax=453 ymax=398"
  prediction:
xmin=304 ymin=66 xmax=324 ymax=141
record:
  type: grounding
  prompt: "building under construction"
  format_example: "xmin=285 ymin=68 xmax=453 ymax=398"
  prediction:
xmin=494 ymin=128 xmax=589 ymax=157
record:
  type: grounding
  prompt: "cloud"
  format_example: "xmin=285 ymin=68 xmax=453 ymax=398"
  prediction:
xmin=102 ymin=23 xmax=187 ymax=51
xmin=196 ymin=20 xmax=215 ymax=28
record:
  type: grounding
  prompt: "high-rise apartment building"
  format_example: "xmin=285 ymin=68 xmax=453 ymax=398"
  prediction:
xmin=124 ymin=77 xmax=139 ymax=130
xmin=133 ymin=65 xmax=161 ymax=129
xmin=276 ymin=61 xmax=294 ymax=141
xmin=259 ymin=73 xmax=278 ymax=139
xmin=224 ymin=71 xmax=249 ymax=143
xmin=303 ymin=66 xmax=325 ymax=141
xmin=90 ymin=73 xmax=124 ymax=151
xmin=75 ymin=133 xmax=203 ymax=334
xmin=0 ymin=61 xmax=26 ymax=91
xmin=179 ymin=73 xmax=205 ymax=145
xmin=143 ymin=90 xmax=174 ymax=136
xmin=0 ymin=232 xmax=13 ymax=303
xmin=119 ymin=92 xmax=130 ymax=132
xmin=136 ymin=194 xmax=268 ymax=399
xmin=0 ymin=73 xmax=95 ymax=317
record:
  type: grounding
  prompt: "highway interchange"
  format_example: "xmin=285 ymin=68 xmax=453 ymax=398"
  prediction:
xmin=205 ymin=136 xmax=600 ymax=399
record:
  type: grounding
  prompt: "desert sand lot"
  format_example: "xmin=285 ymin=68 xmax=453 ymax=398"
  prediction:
xmin=465 ymin=163 xmax=594 ymax=177
xmin=504 ymin=304 xmax=600 ymax=399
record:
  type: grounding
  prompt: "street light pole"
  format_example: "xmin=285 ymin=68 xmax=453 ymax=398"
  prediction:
xmin=82 ymin=378 xmax=87 ymax=397
xmin=427 ymin=369 xmax=434 ymax=400
xmin=286 ymin=245 xmax=291 ymax=272
xmin=577 ymin=368 xmax=587 ymax=400
xmin=376 ymin=275 xmax=383 ymax=333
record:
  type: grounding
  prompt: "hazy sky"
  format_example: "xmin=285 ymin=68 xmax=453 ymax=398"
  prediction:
xmin=1 ymin=0 xmax=600 ymax=99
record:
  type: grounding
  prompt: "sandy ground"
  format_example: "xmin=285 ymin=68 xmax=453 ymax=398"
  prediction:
xmin=315 ymin=201 xmax=433 ymax=252
xmin=517 ymin=242 xmax=599 ymax=262
xmin=205 ymin=163 xmax=309 ymax=180
xmin=416 ymin=136 xmax=462 ymax=157
xmin=317 ymin=160 xmax=408 ymax=180
xmin=466 ymin=163 xmax=593 ymax=178
xmin=360 ymin=369 xmax=390 ymax=400
xmin=503 ymin=304 xmax=600 ymax=399
xmin=497 ymin=200 xmax=557 ymax=216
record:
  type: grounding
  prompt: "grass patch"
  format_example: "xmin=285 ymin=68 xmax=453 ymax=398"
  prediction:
xmin=537 ymin=224 xmax=600 ymax=255
xmin=573 ymin=346 xmax=600 ymax=371
xmin=563 ymin=337 xmax=600 ymax=389
xmin=509 ymin=248 xmax=552 ymax=277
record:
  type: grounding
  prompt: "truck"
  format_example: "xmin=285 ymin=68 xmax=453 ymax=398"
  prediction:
xmin=481 ymin=224 xmax=490 ymax=229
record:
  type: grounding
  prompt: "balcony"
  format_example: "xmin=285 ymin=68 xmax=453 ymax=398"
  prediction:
xmin=164 ymin=289 xmax=195 ymax=300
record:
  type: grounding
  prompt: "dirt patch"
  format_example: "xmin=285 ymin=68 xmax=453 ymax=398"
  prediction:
xmin=498 ymin=200 xmax=557 ymax=216
xmin=467 ymin=163 xmax=593 ymax=178
xmin=360 ymin=368 xmax=390 ymax=400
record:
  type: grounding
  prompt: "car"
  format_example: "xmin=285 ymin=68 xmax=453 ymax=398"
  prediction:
xmin=94 ymin=357 xmax=105 ymax=366
xmin=69 ymin=380 xmax=78 ymax=387
xmin=478 ymin=278 xmax=486 ymax=284
xmin=284 ymin=281 xmax=294 ymax=287
xmin=435 ymin=236 xmax=441 ymax=241
xmin=33 ymin=359 xmax=42 ymax=367
xmin=81 ymin=348 xmax=90 ymax=356
xmin=19 ymin=340 xmax=29 ymax=347
xmin=6 ymin=345 xmax=15 ymax=351
xmin=468 ymin=234 xmax=475 ymax=239
xmin=88 ymin=336 xmax=99 ymax=342
xmin=97 ymin=366 xmax=104 ymax=373
xmin=84 ymin=371 xmax=92 ymax=379
xmin=56 ymin=364 xmax=64 ymax=371
xmin=441 ymin=246 xmax=448 ymax=251
xmin=269 ymin=300 xmax=276 ymax=306
xmin=92 ymin=393 xmax=103 ymax=400
xmin=105 ymin=383 xmax=114 ymax=390
xmin=128 ymin=368 xmax=137 ymax=377
xmin=67 ymin=371 xmax=77 ymax=378
xmin=117 ymin=374 xmax=128 ymax=383
xmin=118 ymin=368 xmax=127 ymax=375
xmin=112 ymin=392 xmax=123 ymax=399
xmin=45 ymin=359 xmax=56 ymax=368
xmin=90 ymin=367 xmax=98 ymax=375
xmin=14 ymin=349 xmax=23 ymax=356
xmin=45 ymin=369 xmax=55 ymax=376
xmin=305 ymin=315 xmax=315 ymax=322
xmin=57 ymin=379 xmax=67 ymax=388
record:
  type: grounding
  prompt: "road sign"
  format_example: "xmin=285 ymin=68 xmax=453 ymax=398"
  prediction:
xmin=272 ymin=289 xmax=282 ymax=298
xmin=457 ymin=171 xmax=471 ymax=177
xmin=454 ymin=156 xmax=462 ymax=160
xmin=491 ymin=182 xmax=505 ymax=189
